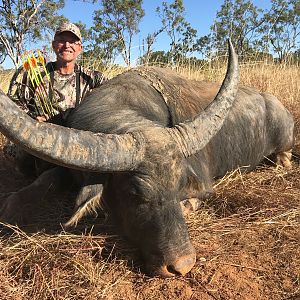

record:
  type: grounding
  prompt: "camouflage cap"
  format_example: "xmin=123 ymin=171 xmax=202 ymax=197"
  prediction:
xmin=54 ymin=22 xmax=82 ymax=41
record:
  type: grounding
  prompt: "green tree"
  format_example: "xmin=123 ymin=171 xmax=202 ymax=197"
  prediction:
xmin=260 ymin=0 xmax=300 ymax=61
xmin=208 ymin=0 xmax=264 ymax=59
xmin=139 ymin=29 xmax=164 ymax=66
xmin=194 ymin=34 xmax=211 ymax=57
xmin=0 ymin=0 xmax=66 ymax=68
xmin=156 ymin=0 xmax=200 ymax=63
xmin=140 ymin=50 xmax=169 ymax=65
xmin=91 ymin=0 xmax=145 ymax=67
xmin=173 ymin=25 xmax=202 ymax=60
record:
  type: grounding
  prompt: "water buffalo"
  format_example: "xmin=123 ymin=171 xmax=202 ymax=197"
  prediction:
xmin=0 ymin=41 xmax=294 ymax=277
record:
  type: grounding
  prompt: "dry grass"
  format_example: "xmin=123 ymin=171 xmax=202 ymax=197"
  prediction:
xmin=178 ymin=60 xmax=300 ymax=153
xmin=0 ymin=60 xmax=299 ymax=299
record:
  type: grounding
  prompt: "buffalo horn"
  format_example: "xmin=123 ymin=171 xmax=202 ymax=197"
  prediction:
xmin=0 ymin=92 xmax=145 ymax=172
xmin=167 ymin=39 xmax=239 ymax=157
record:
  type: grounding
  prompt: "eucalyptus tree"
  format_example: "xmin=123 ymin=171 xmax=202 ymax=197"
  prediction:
xmin=0 ymin=0 xmax=66 ymax=68
xmin=208 ymin=0 xmax=264 ymax=59
xmin=91 ymin=0 xmax=144 ymax=67
xmin=156 ymin=0 xmax=200 ymax=63
xmin=260 ymin=0 xmax=300 ymax=61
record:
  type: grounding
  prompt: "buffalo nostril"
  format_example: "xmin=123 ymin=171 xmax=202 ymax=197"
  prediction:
xmin=167 ymin=264 xmax=181 ymax=276
xmin=156 ymin=265 xmax=176 ymax=278
xmin=166 ymin=252 xmax=196 ymax=276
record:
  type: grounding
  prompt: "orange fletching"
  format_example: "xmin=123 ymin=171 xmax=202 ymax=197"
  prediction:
xmin=23 ymin=61 xmax=30 ymax=71
xmin=31 ymin=57 xmax=38 ymax=68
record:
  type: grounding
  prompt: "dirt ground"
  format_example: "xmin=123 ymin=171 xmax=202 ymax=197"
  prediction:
xmin=0 ymin=130 xmax=299 ymax=300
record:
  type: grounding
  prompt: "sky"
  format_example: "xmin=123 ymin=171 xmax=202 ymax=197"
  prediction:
xmin=1 ymin=0 xmax=273 ymax=69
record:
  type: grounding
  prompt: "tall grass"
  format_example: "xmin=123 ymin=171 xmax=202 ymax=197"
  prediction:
xmin=177 ymin=58 xmax=300 ymax=151
xmin=174 ymin=59 xmax=300 ymax=106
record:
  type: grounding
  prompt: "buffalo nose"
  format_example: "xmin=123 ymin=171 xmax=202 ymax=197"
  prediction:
xmin=157 ymin=251 xmax=196 ymax=278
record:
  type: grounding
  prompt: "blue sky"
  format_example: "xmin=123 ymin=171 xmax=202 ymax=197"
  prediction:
xmin=60 ymin=0 xmax=228 ymax=65
xmin=2 ymin=0 xmax=272 ymax=68
xmin=61 ymin=0 xmax=272 ymax=65
xmin=61 ymin=0 xmax=272 ymax=35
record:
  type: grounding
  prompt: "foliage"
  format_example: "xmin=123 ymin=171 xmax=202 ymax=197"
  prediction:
xmin=0 ymin=0 xmax=66 ymax=69
xmin=139 ymin=0 xmax=201 ymax=66
xmin=201 ymin=0 xmax=300 ymax=62
xmin=138 ymin=29 xmax=165 ymax=66
xmin=141 ymin=49 xmax=205 ymax=69
xmin=259 ymin=0 xmax=300 ymax=62
xmin=90 ymin=0 xmax=145 ymax=67
xmin=208 ymin=0 xmax=264 ymax=59
xmin=140 ymin=50 xmax=169 ymax=65
xmin=155 ymin=0 xmax=201 ymax=64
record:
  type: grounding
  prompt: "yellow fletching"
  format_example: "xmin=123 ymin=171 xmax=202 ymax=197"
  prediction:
xmin=20 ymin=49 xmax=56 ymax=117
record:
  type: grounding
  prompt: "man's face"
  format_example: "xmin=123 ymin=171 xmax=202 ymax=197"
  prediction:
xmin=52 ymin=31 xmax=82 ymax=63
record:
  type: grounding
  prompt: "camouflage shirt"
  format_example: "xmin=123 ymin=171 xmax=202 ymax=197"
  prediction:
xmin=19 ymin=62 xmax=107 ymax=119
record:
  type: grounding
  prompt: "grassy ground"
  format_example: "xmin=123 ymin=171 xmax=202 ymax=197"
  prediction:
xmin=0 ymin=60 xmax=299 ymax=300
